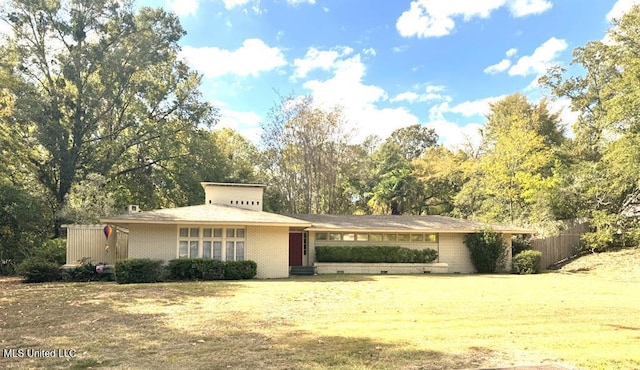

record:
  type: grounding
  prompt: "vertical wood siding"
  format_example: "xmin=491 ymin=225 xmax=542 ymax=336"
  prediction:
xmin=65 ymin=225 xmax=128 ymax=265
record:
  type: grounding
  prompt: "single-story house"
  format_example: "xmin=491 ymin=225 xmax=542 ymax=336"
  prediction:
xmin=84 ymin=182 xmax=532 ymax=278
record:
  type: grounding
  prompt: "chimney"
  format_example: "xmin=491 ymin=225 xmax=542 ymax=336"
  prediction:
xmin=126 ymin=205 xmax=140 ymax=214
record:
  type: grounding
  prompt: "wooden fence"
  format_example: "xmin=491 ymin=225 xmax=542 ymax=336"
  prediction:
xmin=530 ymin=222 xmax=590 ymax=268
xmin=63 ymin=225 xmax=129 ymax=266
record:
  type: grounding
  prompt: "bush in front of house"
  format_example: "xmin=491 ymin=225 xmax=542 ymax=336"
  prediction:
xmin=30 ymin=238 xmax=67 ymax=266
xmin=224 ymin=260 xmax=257 ymax=280
xmin=15 ymin=257 xmax=61 ymax=283
xmin=167 ymin=259 xmax=225 ymax=280
xmin=512 ymin=236 xmax=532 ymax=257
xmin=315 ymin=246 xmax=438 ymax=263
xmin=62 ymin=258 xmax=114 ymax=282
xmin=464 ymin=230 xmax=508 ymax=273
xmin=512 ymin=250 xmax=543 ymax=274
xmin=115 ymin=258 xmax=164 ymax=284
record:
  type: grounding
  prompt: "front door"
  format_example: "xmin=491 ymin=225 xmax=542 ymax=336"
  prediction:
xmin=289 ymin=233 xmax=303 ymax=266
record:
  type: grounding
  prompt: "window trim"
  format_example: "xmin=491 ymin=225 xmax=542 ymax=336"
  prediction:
xmin=177 ymin=226 xmax=246 ymax=261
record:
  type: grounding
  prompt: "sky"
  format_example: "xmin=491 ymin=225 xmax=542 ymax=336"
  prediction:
xmin=76 ymin=1 xmax=640 ymax=148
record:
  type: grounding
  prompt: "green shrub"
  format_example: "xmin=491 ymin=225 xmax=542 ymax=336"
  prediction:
xmin=512 ymin=250 xmax=543 ymax=274
xmin=167 ymin=259 xmax=225 ymax=280
xmin=16 ymin=257 xmax=61 ymax=283
xmin=512 ymin=236 xmax=532 ymax=257
xmin=31 ymin=238 xmax=67 ymax=266
xmin=224 ymin=261 xmax=257 ymax=280
xmin=315 ymin=246 xmax=438 ymax=263
xmin=115 ymin=258 xmax=164 ymax=284
xmin=464 ymin=230 xmax=508 ymax=273
xmin=62 ymin=258 xmax=113 ymax=282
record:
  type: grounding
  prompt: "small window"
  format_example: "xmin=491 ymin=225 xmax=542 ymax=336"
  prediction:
xmin=356 ymin=233 xmax=369 ymax=241
xmin=179 ymin=228 xmax=189 ymax=237
xmin=383 ymin=234 xmax=397 ymax=242
xmin=209 ymin=200 xmax=212 ymax=204
xmin=241 ymin=201 xmax=244 ymax=205
xmin=203 ymin=228 xmax=212 ymax=238
xmin=179 ymin=241 xmax=188 ymax=258
xmin=203 ymin=241 xmax=212 ymax=258
xmin=370 ymin=234 xmax=383 ymax=242
xmin=226 ymin=241 xmax=235 ymax=261
xmin=397 ymin=234 xmax=410 ymax=242
xmin=315 ymin=232 xmax=328 ymax=241
xmin=252 ymin=201 xmax=255 ymax=205
xmin=213 ymin=241 xmax=222 ymax=260
xmin=329 ymin=233 xmax=342 ymax=241
xmin=190 ymin=228 xmax=199 ymax=238
xmin=226 ymin=228 xmax=235 ymax=238
xmin=411 ymin=234 xmax=424 ymax=242
xmin=230 ymin=200 xmax=233 ymax=204
xmin=257 ymin=201 xmax=260 ymax=205
xmin=236 ymin=242 xmax=245 ymax=261
xmin=214 ymin=228 xmax=223 ymax=238
xmin=426 ymin=234 xmax=438 ymax=242
xmin=343 ymin=233 xmax=355 ymax=241
xmin=236 ymin=229 xmax=245 ymax=238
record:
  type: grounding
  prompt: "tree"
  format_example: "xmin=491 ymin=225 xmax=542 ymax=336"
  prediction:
xmin=386 ymin=124 xmax=437 ymax=161
xmin=540 ymin=5 xmax=640 ymax=248
xmin=0 ymin=183 xmax=50 ymax=274
xmin=260 ymin=95 xmax=353 ymax=214
xmin=413 ymin=146 xmax=466 ymax=215
xmin=1 ymin=0 xmax=216 ymax=234
xmin=455 ymin=94 xmax=563 ymax=228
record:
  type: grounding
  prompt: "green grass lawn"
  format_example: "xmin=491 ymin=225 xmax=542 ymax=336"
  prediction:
xmin=1 ymin=271 xmax=639 ymax=369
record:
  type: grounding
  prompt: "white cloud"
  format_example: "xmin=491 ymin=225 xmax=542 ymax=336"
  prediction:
xmin=484 ymin=59 xmax=512 ymax=74
xmin=362 ymin=47 xmax=377 ymax=56
xmin=390 ymin=86 xmax=450 ymax=103
xmin=505 ymin=47 xmax=518 ymax=57
xmin=606 ymin=0 xmax=640 ymax=21
xmin=508 ymin=37 xmax=567 ymax=77
xmin=166 ymin=0 xmax=199 ymax=16
xmin=547 ymin=97 xmax=579 ymax=138
xmin=223 ymin=0 xmax=251 ymax=9
xmin=392 ymin=45 xmax=409 ymax=53
xmin=181 ymin=39 xmax=287 ymax=78
xmin=425 ymin=120 xmax=484 ymax=150
xmin=431 ymin=95 xmax=506 ymax=119
xmin=287 ymin=0 xmax=316 ymax=4
xmin=292 ymin=46 xmax=353 ymax=79
xmin=218 ymin=108 xmax=263 ymax=143
xmin=508 ymin=0 xmax=552 ymax=17
xmin=396 ymin=0 xmax=552 ymax=38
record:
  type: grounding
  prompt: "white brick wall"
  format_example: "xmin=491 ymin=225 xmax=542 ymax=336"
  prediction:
xmin=128 ymin=224 xmax=176 ymax=262
xmin=247 ymin=226 xmax=289 ymax=279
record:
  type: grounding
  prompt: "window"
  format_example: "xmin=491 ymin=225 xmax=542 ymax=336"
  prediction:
xmin=343 ymin=233 xmax=355 ymax=241
xmin=356 ymin=233 xmax=369 ymax=241
xmin=329 ymin=233 xmax=342 ymax=241
xmin=178 ymin=226 xmax=245 ymax=261
xmin=411 ymin=234 xmax=424 ymax=242
xmin=426 ymin=234 xmax=438 ymax=242
xmin=316 ymin=232 xmax=328 ymax=241
xmin=383 ymin=234 xmax=397 ymax=242
xmin=397 ymin=234 xmax=410 ymax=242
xmin=370 ymin=233 xmax=383 ymax=242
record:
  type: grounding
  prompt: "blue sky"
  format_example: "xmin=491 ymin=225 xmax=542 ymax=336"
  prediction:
xmin=141 ymin=0 xmax=634 ymax=148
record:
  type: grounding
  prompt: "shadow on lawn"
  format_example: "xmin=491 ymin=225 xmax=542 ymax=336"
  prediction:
xmin=1 ymin=280 xmax=500 ymax=370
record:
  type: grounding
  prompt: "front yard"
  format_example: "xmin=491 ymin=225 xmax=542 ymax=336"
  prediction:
xmin=1 ymin=270 xmax=639 ymax=369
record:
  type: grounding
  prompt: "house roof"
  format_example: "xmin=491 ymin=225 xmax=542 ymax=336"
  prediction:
xmin=200 ymin=182 xmax=267 ymax=188
xmin=101 ymin=204 xmax=311 ymax=227
xmin=290 ymin=214 xmax=534 ymax=234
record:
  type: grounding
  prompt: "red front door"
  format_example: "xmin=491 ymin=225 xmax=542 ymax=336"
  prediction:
xmin=289 ymin=233 xmax=303 ymax=266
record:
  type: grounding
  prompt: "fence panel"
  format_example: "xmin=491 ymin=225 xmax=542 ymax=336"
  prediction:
xmin=64 ymin=225 xmax=129 ymax=265
xmin=530 ymin=222 xmax=589 ymax=268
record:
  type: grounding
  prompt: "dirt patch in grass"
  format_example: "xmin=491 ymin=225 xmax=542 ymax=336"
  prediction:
xmin=557 ymin=247 xmax=640 ymax=282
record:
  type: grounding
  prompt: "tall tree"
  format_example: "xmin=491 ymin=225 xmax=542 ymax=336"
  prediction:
xmin=260 ymin=95 xmax=353 ymax=214
xmin=1 ymin=0 xmax=215 ymax=233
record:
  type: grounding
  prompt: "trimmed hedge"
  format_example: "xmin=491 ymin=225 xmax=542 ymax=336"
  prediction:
xmin=512 ymin=250 xmax=542 ymax=274
xmin=224 ymin=260 xmax=257 ymax=280
xmin=315 ymin=246 xmax=438 ymax=263
xmin=16 ymin=257 xmax=61 ymax=283
xmin=167 ymin=259 xmax=257 ymax=280
xmin=62 ymin=258 xmax=114 ymax=282
xmin=115 ymin=258 xmax=164 ymax=284
xmin=167 ymin=259 xmax=225 ymax=280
